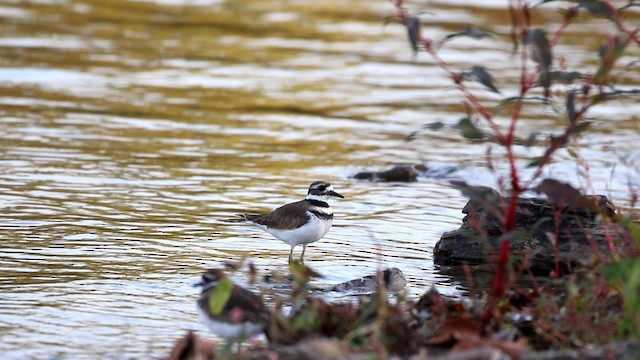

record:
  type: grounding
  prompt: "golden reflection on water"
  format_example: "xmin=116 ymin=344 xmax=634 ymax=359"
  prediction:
xmin=0 ymin=0 xmax=639 ymax=358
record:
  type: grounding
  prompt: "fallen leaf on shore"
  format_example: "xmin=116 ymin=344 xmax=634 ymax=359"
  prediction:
xmin=166 ymin=331 xmax=215 ymax=360
xmin=424 ymin=317 xmax=527 ymax=358
xmin=425 ymin=317 xmax=480 ymax=346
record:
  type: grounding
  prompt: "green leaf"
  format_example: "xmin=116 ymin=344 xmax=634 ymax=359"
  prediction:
xmin=598 ymin=35 xmax=628 ymax=62
xmin=525 ymin=29 xmax=552 ymax=67
xmin=573 ymin=121 xmax=592 ymax=135
xmin=549 ymin=134 xmax=569 ymax=148
xmin=424 ymin=121 xmax=445 ymax=130
xmin=549 ymin=70 xmax=585 ymax=84
xmin=594 ymin=35 xmax=628 ymax=85
xmin=525 ymin=29 xmax=552 ymax=97
xmin=603 ymin=259 xmax=640 ymax=286
xmin=294 ymin=306 xmax=319 ymax=331
xmin=382 ymin=15 xmax=395 ymax=26
xmin=453 ymin=117 xmax=485 ymax=139
xmin=465 ymin=66 xmax=500 ymax=93
xmin=566 ymin=90 xmax=576 ymax=125
xmin=208 ymin=278 xmax=234 ymax=316
xmin=527 ymin=157 xmax=544 ymax=167
xmin=578 ymin=0 xmax=616 ymax=19
xmin=439 ymin=27 xmax=495 ymax=45
xmin=405 ymin=17 xmax=421 ymax=57
xmin=496 ymin=96 xmax=550 ymax=110
xmin=602 ymin=258 xmax=640 ymax=334
xmin=406 ymin=121 xmax=445 ymax=141
xmin=289 ymin=261 xmax=322 ymax=285
xmin=629 ymin=220 xmax=640 ymax=246
xmin=513 ymin=132 xmax=539 ymax=147
xmin=590 ymin=93 xmax=607 ymax=105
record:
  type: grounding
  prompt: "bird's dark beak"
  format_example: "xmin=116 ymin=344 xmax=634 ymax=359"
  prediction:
xmin=193 ymin=281 xmax=204 ymax=288
xmin=329 ymin=191 xmax=345 ymax=199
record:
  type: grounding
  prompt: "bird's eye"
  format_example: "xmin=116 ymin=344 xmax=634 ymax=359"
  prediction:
xmin=318 ymin=185 xmax=326 ymax=191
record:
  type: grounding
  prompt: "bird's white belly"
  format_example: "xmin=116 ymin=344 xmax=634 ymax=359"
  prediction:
xmin=262 ymin=212 xmax=333 ymax=246
xmin=197 ymin=306 xmax=263 ymax=340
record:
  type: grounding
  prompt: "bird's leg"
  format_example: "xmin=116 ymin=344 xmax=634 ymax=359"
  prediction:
xmin=288 ymin=245 xmax=295 ymax=264
xmin=300 ymin=244 xmax=307 ymax=264
xmin=221 ymin=339 xmax=234 ymax=357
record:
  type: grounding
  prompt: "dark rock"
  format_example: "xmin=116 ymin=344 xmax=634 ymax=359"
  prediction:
xmin=353 ymin=165 xmax=420 ymax=182
xmin=352 ymin=171 xmax=376 ymax=180
xmin=434 ymin=196 xmax=618 ymax=274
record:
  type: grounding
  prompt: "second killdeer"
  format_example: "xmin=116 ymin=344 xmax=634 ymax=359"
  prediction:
xmin=241 ymin=181 xmax=344 ymax=263
xmin=195 ymin=269 xmax=270 ymax=341
xmin=325 ymin=268 xmax=407 ymax=293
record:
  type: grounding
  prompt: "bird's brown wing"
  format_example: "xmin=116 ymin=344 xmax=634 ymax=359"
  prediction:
xmin=199 ymin=285 xmax=270 ymax=325
xmin=244 ymin=200 xmax=310 ymax=230
xmin=225 ymin=286 xmax=271 ymax=324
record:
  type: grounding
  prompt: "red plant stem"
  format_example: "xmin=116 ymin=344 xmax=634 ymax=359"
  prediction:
xmin=496 ymin=239 xmax=510 ymax=294
xmin=601 ymin=215 xmax=618 ymax=258
xmin=480 ymin=237 xmax=511 ymax=334
xmin=549 ymin=9 xmax=573 ymax=47
xmin=392 ymin=0 xmax=526 ymax=333
xmin=392 ymin=0 xmax=408 ymax=20
xmin=604 ymin=0 xmax=640 ymax=46
xmin=391 ymin=0 xmax=638 ymax=339
xmin=514 ymin=0 xmax=640 ymax=187
xmin=553 ymin=206 xmax=562 ymax=278
xmin=424 ymin=46 xmax=506 ymax=144
xmin=482 ymin=0 xmax=535 ymax=333
xmin=505 ymin=0 xmax=532 ymax=194
xmin=392 ymin=0 xmax=506 ymax=143
xmin=529 ymin=102 xmax=593 ymax=181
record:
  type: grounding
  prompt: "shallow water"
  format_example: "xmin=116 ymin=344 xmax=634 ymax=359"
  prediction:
xmin=0 ymin=0 xmax=638 ymax=358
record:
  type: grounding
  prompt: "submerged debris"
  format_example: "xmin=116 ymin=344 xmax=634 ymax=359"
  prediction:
xmin=352 ymin=165 xmax=422 ymax=182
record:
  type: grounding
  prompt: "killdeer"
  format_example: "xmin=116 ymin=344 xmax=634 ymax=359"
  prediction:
xmin=195 ymin=269 xmax=270 ymax=341
xmin=241 ymin=181 xmax=344 ymax=263
xmin=325 ymin=267 xmax=407 ymax=293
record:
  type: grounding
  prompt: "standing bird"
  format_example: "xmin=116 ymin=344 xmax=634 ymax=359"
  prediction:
xmin=195 ymin=269 xmax=270 ymax=342
xmin=241 ymin=181 xmax=344 ymax=263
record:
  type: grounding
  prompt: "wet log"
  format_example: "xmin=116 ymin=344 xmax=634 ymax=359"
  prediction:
xmin=434 ymin=196 xmax=618 ymax=274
